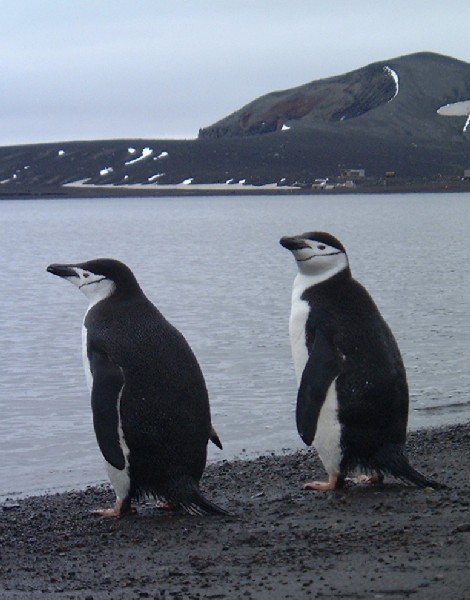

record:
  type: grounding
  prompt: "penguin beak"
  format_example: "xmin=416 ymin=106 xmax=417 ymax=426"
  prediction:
xmin=280 ymin=236 xmax=309 ymax=251
xmin=47 ymin=263 xmax=77 ymax=279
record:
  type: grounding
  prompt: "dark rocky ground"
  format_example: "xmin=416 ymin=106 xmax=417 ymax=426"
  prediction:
xmin=0 ymin=130 xmax=468 ymax=193
xmin=1 ymin=424 xmax=469 ymax=599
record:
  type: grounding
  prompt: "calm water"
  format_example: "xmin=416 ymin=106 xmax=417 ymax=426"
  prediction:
xmin=1 ymin=193 xmax=469 ymax=500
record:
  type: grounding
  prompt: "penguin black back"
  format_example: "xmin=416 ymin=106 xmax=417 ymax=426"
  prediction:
xmin=305 ymin=271 xmax=409 ymax=461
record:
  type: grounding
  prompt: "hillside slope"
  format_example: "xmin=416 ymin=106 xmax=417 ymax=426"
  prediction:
xmin=1 ymin=52 xmax=469 ymax=193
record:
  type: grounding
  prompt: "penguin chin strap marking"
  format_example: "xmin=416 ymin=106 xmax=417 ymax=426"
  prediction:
xmin=79 ymin=276 xmax=107 ymax=289
xmin=296 ymin=251 xmax=341 ymax=263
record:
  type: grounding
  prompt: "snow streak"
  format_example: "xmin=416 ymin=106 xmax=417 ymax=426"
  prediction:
xmin=384 ymin=66 xmax=399 ymax=100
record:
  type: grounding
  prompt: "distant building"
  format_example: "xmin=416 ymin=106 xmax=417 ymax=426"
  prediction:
xmin=340 ymin=168 xmax=365 ymax=179
xmin=463 ymin=169 xmax=470 ymax=180
xmin=312 ymin=178 xmax=328 ymax=189
xmin=385 ymin=171 xmax=396 ymax=178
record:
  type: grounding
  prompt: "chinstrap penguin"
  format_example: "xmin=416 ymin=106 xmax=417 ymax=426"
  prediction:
xmin=47 ymin=258 xmax=226 ymax=517
xmin=280 ymin=231 xmax=445 ymax=490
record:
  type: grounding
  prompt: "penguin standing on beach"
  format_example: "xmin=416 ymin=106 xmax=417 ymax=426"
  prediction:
xmin=280 ymin=231 xmax=444 ymax=490
xmin=47 ymin=258 xmax=226 ymax=517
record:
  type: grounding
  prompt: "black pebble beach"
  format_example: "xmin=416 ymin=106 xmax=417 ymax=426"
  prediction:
xmin=1 ymin=424 xmax=469 ymax=599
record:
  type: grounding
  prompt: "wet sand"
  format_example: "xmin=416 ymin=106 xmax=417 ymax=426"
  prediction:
xmin=1 ymin=424 xmax=469 ymax=599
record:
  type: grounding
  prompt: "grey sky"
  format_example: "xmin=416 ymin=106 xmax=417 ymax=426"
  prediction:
xmin=2 ymin=0 xmax=468 ymax=146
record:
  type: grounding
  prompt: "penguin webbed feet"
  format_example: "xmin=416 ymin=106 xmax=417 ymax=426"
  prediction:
xmin=154 ymin=498 xmax=179 ymax=511
xmin=92 ymin=496 xmax=137 ymax=519
xmin=352 ymin=473 xmax=385 ymax=486
xmin=304 ymin=473 xmax=346 ymax=491
xmin=303 ymin=472 xmax=386 ymax=491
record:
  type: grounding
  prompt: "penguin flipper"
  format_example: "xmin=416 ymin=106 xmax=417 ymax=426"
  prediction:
xmin=296 ymin=313 xmax=339 ymax=447
xmin=210 ymin=425 xmax=223 ymax=450
xmin=89 ymin=348 xmax=126 ymax=471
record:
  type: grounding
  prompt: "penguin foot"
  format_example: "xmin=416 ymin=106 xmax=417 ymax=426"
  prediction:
xmin=155 ymin=500 xmax=178 ymax=511
xmin=92 ymin=497 xmax=136 ymax=518
xmin=353 ymin=474 xmax=384 ymax=485
xmin=304 ymin=481 xmax=335 ymax=491
xmin=304 ymin=474 xmax=343 ymax=491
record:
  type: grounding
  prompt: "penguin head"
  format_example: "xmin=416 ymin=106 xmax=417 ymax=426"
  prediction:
xmin=280 ymin=231 xmax=349 ymax=279
xmin=47 ymin=258 xmax=140 ymax=303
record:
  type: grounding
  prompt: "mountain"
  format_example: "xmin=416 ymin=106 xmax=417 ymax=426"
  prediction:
xmin=1 ymin=52 xmax=469 ymax=195
xmin=198 ymin=52 xmax=470 ymax=181
xmin=200 ymin=52 xmax=470 ymax=141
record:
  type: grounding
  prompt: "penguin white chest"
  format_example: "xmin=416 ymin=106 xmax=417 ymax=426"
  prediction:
xmin=81 ymin=324 xmax=93 ymax=391
xmin=289 ymin=275 xmax=312 ymax=385
xmin=289 ymin=297 xmax=310 ymax=385
xmin=313 ymin=379 xmax=342 ymax=476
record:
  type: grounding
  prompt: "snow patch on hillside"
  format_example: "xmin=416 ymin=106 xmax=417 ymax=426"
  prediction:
xmin=148 ymin=173 xmax=165 ymax=182
xmin=437 ymin=99 xmax=470 ymax=115
xmin=384 ymin=66 xmax=399 ymax=100
xmin=125 ymin=147 xmax=153 ymax=165
xmin=437 ymin=100 xmax=470 ymax=132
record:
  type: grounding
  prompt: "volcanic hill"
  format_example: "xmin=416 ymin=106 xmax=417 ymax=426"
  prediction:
xmin=1 ymin=51 xmax=469 ymax=196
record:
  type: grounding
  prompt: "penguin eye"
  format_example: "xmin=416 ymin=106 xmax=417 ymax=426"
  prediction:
xmin=317 ymin=245 xmax=326 ymax=250
xmin=83 ymin=272 xmax=90 ymax=278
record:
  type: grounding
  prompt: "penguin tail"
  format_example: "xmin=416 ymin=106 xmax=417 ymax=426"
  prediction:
xmin=168 ymin=477 xmax=230 ymax=516
xmin=391 ymin=458 xmax=447 ymax=490
xmin=180 ymin=488 xmax=230 ymax=517
xmin=378 ymin=447 xmax=447 ymax=490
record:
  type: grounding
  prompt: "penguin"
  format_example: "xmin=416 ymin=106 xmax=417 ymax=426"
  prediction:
xmin=47 ymin=258 xmax=227 ymax=517
xmin=280 ymin=231 xmax=445 ymax=491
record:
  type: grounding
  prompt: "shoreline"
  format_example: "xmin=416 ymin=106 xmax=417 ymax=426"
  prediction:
xmin=1 ymin=180 xmax=470 ymax=200
xmin=2 ymin=422 xmax=469 ymax=599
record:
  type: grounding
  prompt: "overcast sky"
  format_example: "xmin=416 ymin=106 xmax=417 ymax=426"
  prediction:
xmin=2 ymin=0 xmax=468 ymax=146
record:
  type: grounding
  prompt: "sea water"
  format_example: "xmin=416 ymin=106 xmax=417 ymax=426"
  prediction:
xmin=0 ymin=193 xmax=469 ymax=499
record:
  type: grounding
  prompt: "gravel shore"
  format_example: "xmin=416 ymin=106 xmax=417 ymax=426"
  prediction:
xmin=1 ymin=423 xmax=469 ymax=599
